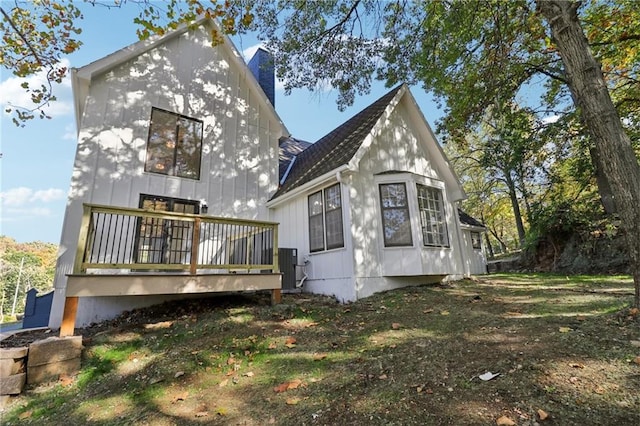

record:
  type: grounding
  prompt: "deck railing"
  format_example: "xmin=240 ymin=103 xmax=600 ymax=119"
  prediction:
xmin=74 ymin=203 xmax=279 ymax=275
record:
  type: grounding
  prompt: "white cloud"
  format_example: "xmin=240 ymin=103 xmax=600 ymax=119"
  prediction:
xmin=0 ymin=187 xmax=66 ymax=206
xmin=542 ymin=115 xmax=560 ymax=124
xmin=0 ymin=187 xmax=32 ymax=206
xmin=0 ymin=207 xmax=52 ymax=220
xmin=32 ymin=188 xmax=67 ymax=203
xmin=0 ymin=58 xmax=73 ymax=118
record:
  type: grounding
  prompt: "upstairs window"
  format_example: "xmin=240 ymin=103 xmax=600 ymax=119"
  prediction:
xmin=379 ymin=183 xmax=413 ymax=247
xmin=145 ymin=108 xmax=203 ymax=179
xmin=308 ymin=183 xmax=344 ymax=252
xmin=416 ymin=184 xmax=449 ymax=247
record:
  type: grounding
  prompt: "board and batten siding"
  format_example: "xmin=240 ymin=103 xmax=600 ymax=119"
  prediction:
xmin=50 ymin=25 xmax=284 ymax=329
xmin=272 ymin=181 xmax=357 ymax=302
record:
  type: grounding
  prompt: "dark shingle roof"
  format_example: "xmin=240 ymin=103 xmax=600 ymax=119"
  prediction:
xmin=458 ymin=209 xmax=485 ymax=228
xmin=278 ymin=136 xmax=312 ymax=182
xmin=272 ymin=84 xmax=403 ymax=199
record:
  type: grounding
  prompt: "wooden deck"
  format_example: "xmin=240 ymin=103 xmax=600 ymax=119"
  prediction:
xmin=60 ymin=204 xmax=281 ymax=336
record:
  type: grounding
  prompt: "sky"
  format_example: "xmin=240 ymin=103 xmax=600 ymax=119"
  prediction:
xmin=0 ymin=2 xmax=444 ymax=245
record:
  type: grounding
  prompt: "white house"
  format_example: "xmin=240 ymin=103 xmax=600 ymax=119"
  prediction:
xmin=49 ymin=18 xmax=485 ymax=331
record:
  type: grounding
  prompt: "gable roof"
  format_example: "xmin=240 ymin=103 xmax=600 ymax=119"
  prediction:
xmin=272 ymin=84 xmax=403 ymax=199
xmin=71 ymin=17 xmax=288 ymax=136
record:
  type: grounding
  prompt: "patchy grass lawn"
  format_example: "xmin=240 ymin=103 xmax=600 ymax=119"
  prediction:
xmin=2 ymin=273 xmax=639 ymax=425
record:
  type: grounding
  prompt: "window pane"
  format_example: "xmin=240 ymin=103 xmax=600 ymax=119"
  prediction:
xmin=417 ymin=184 xmax=449 ymax=247
xmin=382 ymin=209 xmax=412 ymax=245
xmin=175 ymin=117 xmax=203 ymax=179
xmin=324 ymin=184 xmax=341 ymax=210
xmin=380 ymin=183 xmax=412 ymax=246
xmin=309 ymin=192 xmax=323 ymax=215
xmin=309 ymin=214 xmax=324 ymax=252
xmin=145 ymin=108 xmax=203 ymax=180
xmin=325 ymin=209 xmax=344 ymax=249
xmin=145 ymin=109 xmax=177 ymax=175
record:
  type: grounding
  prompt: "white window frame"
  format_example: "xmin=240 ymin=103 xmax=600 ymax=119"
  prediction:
xmin=416 ymin=184 xmax=449 ymax=247
xmin=375 ymin=172 xmax=450 ymax=250
xmin=308 ymin=183 xmax=344 ymax=252
xmin=144 ymin=107 xmax=203 ymax=180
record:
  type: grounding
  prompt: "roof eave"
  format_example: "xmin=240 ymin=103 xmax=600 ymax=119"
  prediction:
xmin=267 ymin=164 xmax=351 ymax=208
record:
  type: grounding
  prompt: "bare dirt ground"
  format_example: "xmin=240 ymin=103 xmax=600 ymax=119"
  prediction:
xmin=2 ymin=274 xmax=639 ymax=425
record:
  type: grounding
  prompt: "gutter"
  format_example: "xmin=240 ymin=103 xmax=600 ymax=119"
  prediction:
xmin=267 ymin=165 xmax=350 ymax=208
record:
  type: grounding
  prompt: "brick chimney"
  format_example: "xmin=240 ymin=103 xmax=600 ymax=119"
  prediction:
xmin=248 ymin=48 xmax=275 ymax=107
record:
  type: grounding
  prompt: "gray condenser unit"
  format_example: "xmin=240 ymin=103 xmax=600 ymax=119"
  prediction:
xmin=278 ymin=248 xmax=297 ymax=290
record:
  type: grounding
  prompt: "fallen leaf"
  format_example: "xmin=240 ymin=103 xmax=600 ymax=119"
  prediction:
xmin=215 ymin=407 xmax=227 ymax=416
xmin=379 ymin=374 xmax=388 ymax=380
xmin=632 ymin=356 xmax=640 ymax=365
xmin=244 ymin=371 xmax=255 ymax=377
xmin=174 ymin=371 xmax=185 ymax=378
xmin=144 ymin=320 xmax=174 ymax=329
xmin=19 ymin=411 xmax=33 ymax=420
xmin=287 ymin=379 xmax=303 ymax=390
xmin=285 ymin=336 xmax=297 ymax=345
xmin=559 ymin=327 xmax=572 ymax=333
xmin=286 ymin=397 xmax=300 ymax=405
xmin=630 ymin=340 xmax=640 ymax=348
xmin=273 ymin=382 xmax=289 ymax=393
xmin=59 ymin=374 xmax=74 ymax=387
xmin=440 ymin=310 xmax=450 ymax=316
xmin=172 ymin=391 xmax=188 ymax=403
xmin=423 ymin=309 xmax=434 ymax=314
xmin=219 ymin=379 xmax=229 ymax=387
xmin=227 ymin=357 xmax=236 ymax=365
xmin=313 ymin=353 xmax=328 ymax=361
xmin=629 ymin=307 xmax=639 ymax=317
xmin=285 ymin=336 xmax=297 ymax=348
xmin=537 ymin=408 xmax=549 ymax=421
xmin=268 ymin=342 xmax=277 ymax=349
xmin=195 ymin=411 xmax=209 ymax=417
xmin=391 ymin=322 xmax=401 ymax=329
xmin=496 ymin=415 xmax=516 ymax=425
xmin=273 ymin=379 xmax=304 ymax=393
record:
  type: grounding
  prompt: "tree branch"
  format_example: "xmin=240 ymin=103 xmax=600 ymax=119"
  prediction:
xmin=0 ymin=6 xmax=44 ymax=67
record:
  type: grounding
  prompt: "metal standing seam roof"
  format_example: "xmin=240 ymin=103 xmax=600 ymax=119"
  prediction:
xmin=272 ymin=84 xmax=404 ymax=199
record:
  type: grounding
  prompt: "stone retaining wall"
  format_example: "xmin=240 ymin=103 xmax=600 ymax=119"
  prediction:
xmin=0 ymin=336 xmax=82 ymax=409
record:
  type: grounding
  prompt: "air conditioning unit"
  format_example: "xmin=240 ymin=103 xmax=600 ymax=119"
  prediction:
xmin=278 ymin=248 xmax=298 ymax=290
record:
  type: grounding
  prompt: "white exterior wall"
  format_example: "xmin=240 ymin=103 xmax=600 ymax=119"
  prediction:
xmin=272 ymin=180 xmax=356 ymax=302
xmin=460 ymin=227 xmax=488 ymax=275
xmin=272 ymin=95 xmax=467 ymax=302
xmin=347 ymin=98 xmax=467 ymax=298
xmin=50 ymin=26 xmax=284 ymax=328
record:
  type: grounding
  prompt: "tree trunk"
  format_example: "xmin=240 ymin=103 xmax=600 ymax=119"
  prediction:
xmin=589 ymin=147 xmax=617 ymax=215
xmin=480 ymin=213 xmax=495 ymax=257
xmin=538 ymin=0 xmax=640 ymax=308
xmin=505 ymin=172 xmax=527 ymax=247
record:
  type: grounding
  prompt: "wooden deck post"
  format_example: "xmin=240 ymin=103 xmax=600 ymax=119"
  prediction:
xmin=271 ymin=289 xmax=281 ymax=305
xmin=190 ymin=217 xmax=201 ymax=275
xmin=59 ymin=297 xmax=79 ymax=337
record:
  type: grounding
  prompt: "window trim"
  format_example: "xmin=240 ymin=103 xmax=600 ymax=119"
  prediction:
xmin=144 ymin=107 xmax=204 ymax=180
xmin=308 ymin=183 xmax=345 ymax=252
xmin=379 ymin=182 xmax=414 ymax=247
xmin=470 ymin=231 xmax=482 ymax=250
xmin=416 ymin=184 xmax=449 ymax=248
